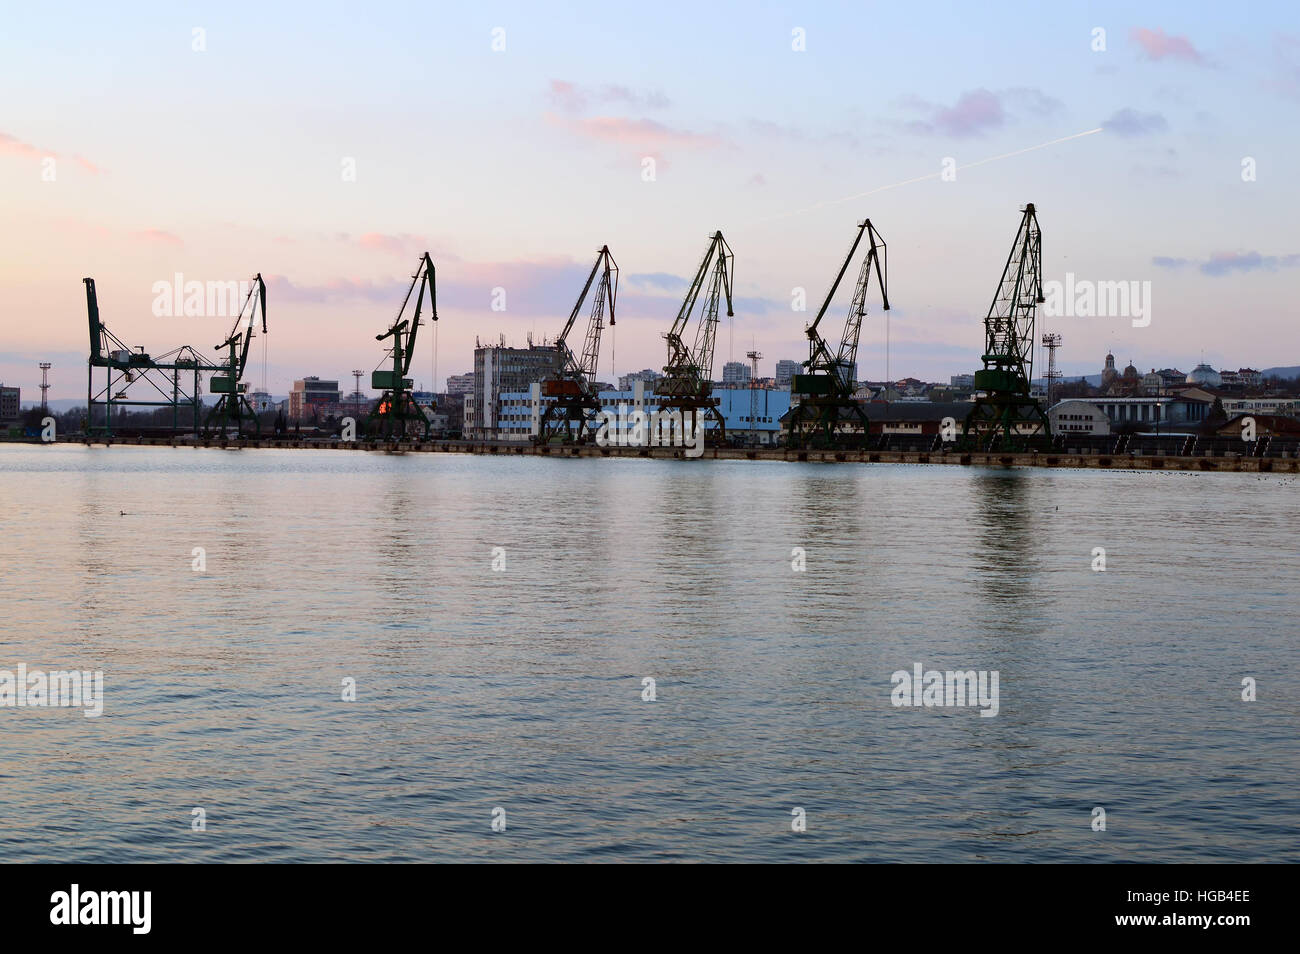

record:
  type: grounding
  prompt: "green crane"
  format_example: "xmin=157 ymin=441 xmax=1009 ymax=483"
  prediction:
xmin=204 ymin=274 xmax=267 ymax=437
xmin=962 ymin=203 xmax=1051 ymax=451
xmin=657 ymin=231 xmax=734 ymax=443
xmin=786 ymin=218 xmax=889 ymax=449
xmin=535 ymin=245 xmax=618 ymax=444
xmin=84 ymin=277 xmax=223 ymax=437
xmin=368 ymin=253 xmax=436 ymax=440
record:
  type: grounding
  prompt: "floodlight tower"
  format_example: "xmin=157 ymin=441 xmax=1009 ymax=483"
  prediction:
xmin=39 ymin=363 xmax=51 ymax=413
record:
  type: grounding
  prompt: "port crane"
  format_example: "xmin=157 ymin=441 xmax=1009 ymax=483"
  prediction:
xmin=786 ymin=218 xmax=889 ymax=449
xmin=204 ymin=274 xmax=267 ymax=437
xmin=657 ymin=231 xmax=734 ymax=443
xmin=84 ymin=277 xmax=223 ymax=437
xmin=368 ymin=253 xmax=437 ymax=440
xmin=535 ymin=245 xmax=618 ymax=444
xmin=962 ymin=203 xmax=1051 ymax=451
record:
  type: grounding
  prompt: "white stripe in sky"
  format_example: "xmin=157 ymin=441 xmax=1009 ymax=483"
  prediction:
xmin=752 ymin=127 xmax=1104 ymax=225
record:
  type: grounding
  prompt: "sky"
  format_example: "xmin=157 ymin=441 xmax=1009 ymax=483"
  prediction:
xmin=2 ymin=0 xmax=1298 ymax=399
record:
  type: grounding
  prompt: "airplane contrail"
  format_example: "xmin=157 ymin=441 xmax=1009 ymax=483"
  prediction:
xmin=751 ymin=127 xmax=1104 ymax=225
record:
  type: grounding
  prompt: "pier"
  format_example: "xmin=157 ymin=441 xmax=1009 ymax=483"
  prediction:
xmin=61 ymin=436 xmax=1300 ymax=472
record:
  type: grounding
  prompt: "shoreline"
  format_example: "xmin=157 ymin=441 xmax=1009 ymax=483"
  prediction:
xmin=6 ymin=437 xmax=1294 ymax=472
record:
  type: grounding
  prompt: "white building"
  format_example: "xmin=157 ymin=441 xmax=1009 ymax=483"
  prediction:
xmin=1049 ymin=400 xmax=1109 ymax=435
xmin=1088 ymin=394 xmax=1211 ymax=430
xmin=1221 ymin=396 xmax=1300 ymax=416
xmin=445 ymin=372 xmax=475 ymax=395
xmin=721 ymin=361 xmax=751 ymax=386
xmin=775 ymin=359 xmax=800 ymax=388
xmin=617 ymin=369 xmax=660 ymax=391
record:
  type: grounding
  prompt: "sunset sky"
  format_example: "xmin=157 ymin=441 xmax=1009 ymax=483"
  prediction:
xmin=3 ymin=1 xmax=1298 ymax=398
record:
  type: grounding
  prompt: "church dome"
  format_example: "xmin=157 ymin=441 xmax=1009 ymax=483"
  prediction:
xmin=1186 ymin=363 xmax=1221 ymax=387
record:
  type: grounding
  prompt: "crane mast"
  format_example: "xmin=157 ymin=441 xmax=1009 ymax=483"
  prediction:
xmin=368 ymin=253 xmax=437 ymax=440
xmin=205 ymin=274 xmax=267 ymax=437
xmin=962 ymin=203 xmax=1052 ymax=451
xmin=658 ymin=231 xmax=734 ymax=443
xmin=536 ymin=245 xmax=618 ymax=444
xmin=787 ymin=218 xmax=889 ymax=449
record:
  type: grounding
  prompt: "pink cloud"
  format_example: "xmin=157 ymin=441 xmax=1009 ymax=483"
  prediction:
xmin=901 ymin=89 xmax=1007 ymax=138
xmin=0 ymin=132 xmax=44 ymax=159
xmin=1131 ymin=27 xmax=1207 ymax=65
xmin=548 ymin=113 xmax=725 ymax=149
xmin=931 ymin=89 xmax=1005 ymax=136
xmin=357 ymin=232 xmax=429 ymax=256
xmin=133 ymin=229 xmax=184 ymax=248
xmin=265 ymin=275 xmax=396 ymax=304
xmin=548 ymin=79 xmax=586 ymax=113
xmin=0 ymin=131 xmax=105 ymax=173
xmin=546 ymin=79 xmax=670 ymax=114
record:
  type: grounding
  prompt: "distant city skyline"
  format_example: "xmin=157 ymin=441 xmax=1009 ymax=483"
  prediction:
xmin=5 ymin=3 xmax=1300 ymax=398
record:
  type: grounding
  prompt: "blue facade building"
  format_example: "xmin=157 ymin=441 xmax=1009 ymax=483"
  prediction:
xmin=487 ymin=381 xmax=791 ymax=444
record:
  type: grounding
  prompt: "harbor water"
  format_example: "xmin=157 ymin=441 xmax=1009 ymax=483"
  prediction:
xmin=0 ymin=444 xmax=1296 ymax=862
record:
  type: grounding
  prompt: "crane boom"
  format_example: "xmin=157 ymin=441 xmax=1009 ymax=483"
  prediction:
xmin=536 ymin=246 xmax=617 ymax=444
xmin=577 ymin=248 xmax=617 ymax=385
xmin=961 ymin=203 xmax=1051 ymax=451
xmin=804 ymin=219 xmax=888 ymax=394
xmin=662 ymin=231 xmax=733 ymax=392
xmin=979 ymin=205 xmax=1041 ymax=388
xmin=205 ymin=273 xmax=267 ymax=437
xmin=214 ymin=274 xmax=267 ymax=381
xmin=786 ymin=218 xmax=888 ymax=449
xmin=369 ymin=253 xmax=438 ymax=440
xmin=376 ymin=253 xmax=436 ymax=377
xmin=656 ymin=230 xmax=735 ymax=445
xmin=554 ymin=246 xmax=617 ymax=387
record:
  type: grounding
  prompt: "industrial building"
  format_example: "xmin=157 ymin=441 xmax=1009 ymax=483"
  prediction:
xmin=465 ymin=343 xmax=562 ymax=438
xmin=775 ymin=360 xmax=800 ymax=388
xmin=445 ymin=372 xmax=475 ymax=395
xmin=476 ymin=379 xmax=791 ymax=445
xmin=1045 ymin=395 xmax=1213 ymax=433
xmin=618 ymin=369 xmax=660 ymax=391
xmin=289 ymin=377 xmax=342 ymax=421
xmin=1048 ymin=400 xmax=1110 ymax=436
xmin=0 ymin=385 xmax=19 ymax=424
xmin=1089 ymin=394 xmax=1212 ymax=430
xmin=1220 ymin=395 xmax=1300 ymax=416
xmin=721 ymin=361 xmax=751 ymax=386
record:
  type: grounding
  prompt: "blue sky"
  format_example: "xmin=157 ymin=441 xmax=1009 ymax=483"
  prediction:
xmin=3 ymin=1 xmax=1298 ymax=397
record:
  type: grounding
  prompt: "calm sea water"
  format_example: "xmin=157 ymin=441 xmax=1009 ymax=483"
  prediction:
xmin=0 ymin=444 xmax=1296 ymax=863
